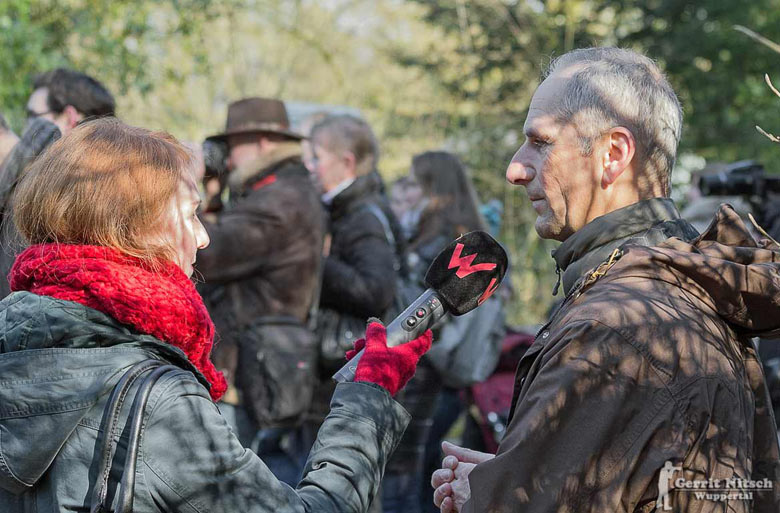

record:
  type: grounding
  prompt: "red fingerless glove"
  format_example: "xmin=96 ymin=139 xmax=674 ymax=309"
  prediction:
xmin=348 ymin=321 xmax=432 ymax=396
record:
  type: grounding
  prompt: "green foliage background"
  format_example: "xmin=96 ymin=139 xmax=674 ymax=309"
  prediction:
xmin=2 ymin=0 xmax=779 ymax=325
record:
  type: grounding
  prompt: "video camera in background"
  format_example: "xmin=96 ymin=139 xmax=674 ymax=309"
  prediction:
xmin=698 ymin=160 xmax=780 ymax=227
xmin=202 ymin=139 xmax=229 ymax=179
xmin=698 ymin=160 xmax=780 ymax=197
xmin=200 ymin=139 xmax=229 ymax=213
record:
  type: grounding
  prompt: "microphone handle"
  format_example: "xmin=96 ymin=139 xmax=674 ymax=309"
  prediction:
xmin=332 ymin=288 xmax=447 ymax=383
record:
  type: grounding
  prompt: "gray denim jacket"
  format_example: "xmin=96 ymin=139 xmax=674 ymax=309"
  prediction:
xmin=0 ymin=292 xmax=409 ymax=512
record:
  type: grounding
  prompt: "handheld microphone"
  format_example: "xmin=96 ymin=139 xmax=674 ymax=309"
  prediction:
xmin=332 ymin=231 xmax=508 ymax=383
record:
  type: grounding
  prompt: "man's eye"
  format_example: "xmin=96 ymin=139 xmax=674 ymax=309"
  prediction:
xmin=530 ymin=138 xmax=548 ymax=148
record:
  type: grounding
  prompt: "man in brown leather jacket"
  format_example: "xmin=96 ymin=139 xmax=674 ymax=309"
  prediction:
xmin=432 ymin=47 xmax=780 ymax=512
xmin=196 ymin=98 xmax=324 ymax=481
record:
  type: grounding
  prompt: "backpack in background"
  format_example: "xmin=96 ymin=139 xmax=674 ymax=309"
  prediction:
xmin=426 ymin=294 xmax=506 ymax=389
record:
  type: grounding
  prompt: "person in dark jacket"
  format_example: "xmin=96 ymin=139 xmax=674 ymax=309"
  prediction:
xmin=403 ymin=151 xmax=490 ymax=513
xmin=195 ymin=98 xmax=326 ymax=482
xmin=432 ymin=47 xmax=780 ymax=512
xmin=0 ymin=69 xmax=115 ymax=298
xmin=307 ymin=114 xmax=403 ymax=374
xmin=309 ymin=114 xmax=401 ymax=327
xmin=0 ymin=117 xmax=433 ymax=513
xmin=306 ymin=115 xmax=405 ymax=510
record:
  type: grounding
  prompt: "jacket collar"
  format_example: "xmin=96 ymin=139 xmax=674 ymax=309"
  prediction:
xmin=228 ymin=141 xmax=302 ymax=193
xmin=322 ymin=177 xmax=356 ymax=205
xmin=551 ymin=197 xmax=693 ymax=296
xmin=327 ymin=172 xmax=381 ymax=220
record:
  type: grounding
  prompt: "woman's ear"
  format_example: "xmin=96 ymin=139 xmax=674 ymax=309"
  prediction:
xmin=62 ymin=105 xmax=83 ymax=130
xmin=601 ymin=127 xmax=636 ymax=188
xmin=343 ymin=151 xmax=358 ymax=178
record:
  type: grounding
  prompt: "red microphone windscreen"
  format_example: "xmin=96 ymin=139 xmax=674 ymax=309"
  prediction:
xmin=424 ymin=231 xmax=509 ymax=316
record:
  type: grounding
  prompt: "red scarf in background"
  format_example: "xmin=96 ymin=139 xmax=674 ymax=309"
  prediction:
xmin=9 ymin=243 xmax=227 ymax=401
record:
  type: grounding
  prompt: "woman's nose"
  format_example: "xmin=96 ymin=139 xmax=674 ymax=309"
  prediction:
xmin=196 ymin=221 xmax=210 ymax=250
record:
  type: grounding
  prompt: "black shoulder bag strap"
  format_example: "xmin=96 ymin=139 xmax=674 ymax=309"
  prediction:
xmin=362 ymin=203 xmax=402 ymax=272
xmin=90 ymin=360 xmax=181 ymax=513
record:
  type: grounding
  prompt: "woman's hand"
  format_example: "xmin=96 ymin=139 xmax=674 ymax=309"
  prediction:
xmin=346 ymin=321 xmax=432 ymax=396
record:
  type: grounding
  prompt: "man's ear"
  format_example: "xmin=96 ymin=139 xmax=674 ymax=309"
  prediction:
xmin=62 ymin=105 xmax=82 ymax=130
xmin=601 ymin=127 xmax=636 ymax=188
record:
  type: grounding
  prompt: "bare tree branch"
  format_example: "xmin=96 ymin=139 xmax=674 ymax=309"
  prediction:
xmin=756 ymin=125 xmax=780 ymax=143
xmin=755 ymin=74 xmax=780 ymax=143
xmin=765 ymin=73 xmax=780 ymax=99
xmin=734 ymin=25 xmax=780 ymax=54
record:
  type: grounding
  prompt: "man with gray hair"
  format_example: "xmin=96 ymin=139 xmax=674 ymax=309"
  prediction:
xmin=432 ymin=47 xmax=780 ymax=512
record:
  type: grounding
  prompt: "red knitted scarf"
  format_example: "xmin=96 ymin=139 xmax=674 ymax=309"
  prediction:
xmin=9 ymin=243 xmax=227 ymax=400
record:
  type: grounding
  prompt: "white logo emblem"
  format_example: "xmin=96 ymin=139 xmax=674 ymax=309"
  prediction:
xmin=656 ymin=461 xmax=682 ymax=511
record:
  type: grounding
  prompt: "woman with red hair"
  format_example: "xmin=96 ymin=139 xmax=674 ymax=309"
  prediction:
xmin=0 ymin=117 xmax=431 ymax=513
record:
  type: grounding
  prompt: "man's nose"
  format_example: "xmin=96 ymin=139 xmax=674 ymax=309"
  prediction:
xmin=506 ymin=152 xmax=535 ymax=185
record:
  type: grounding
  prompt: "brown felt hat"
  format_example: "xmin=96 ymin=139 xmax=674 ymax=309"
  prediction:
xmin=206 ymin=97 xmax=303 ymax=142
